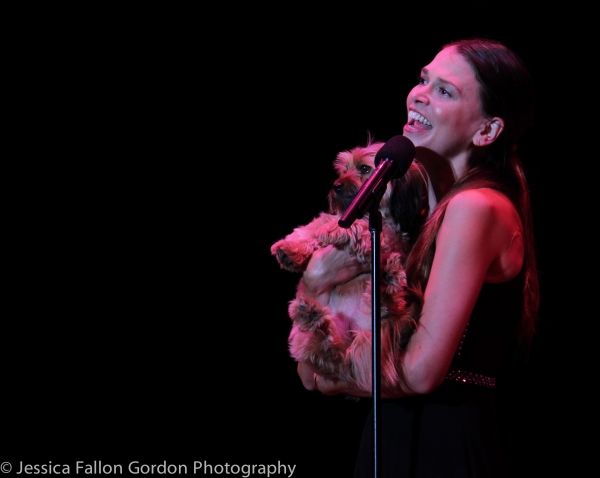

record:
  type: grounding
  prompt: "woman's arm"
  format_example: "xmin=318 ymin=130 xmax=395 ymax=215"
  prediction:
xmin=390 ymin=188 xmax=522 ymax=395
xmin=305 ymin=188 xmax=522 ymax=398
xmin=298 ymin=244 xmax=371 ymax=304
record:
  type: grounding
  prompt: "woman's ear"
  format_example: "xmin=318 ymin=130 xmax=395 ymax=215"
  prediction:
xmin=473 ymin=118 xmax=504 ymax=147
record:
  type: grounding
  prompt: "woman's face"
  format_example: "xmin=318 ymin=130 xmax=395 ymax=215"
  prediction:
xmin=403 ymin=45 xmax=487 ymax=162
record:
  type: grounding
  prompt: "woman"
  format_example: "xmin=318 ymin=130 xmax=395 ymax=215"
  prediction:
xmin=296 ymin=37 xmax=540 ymax=477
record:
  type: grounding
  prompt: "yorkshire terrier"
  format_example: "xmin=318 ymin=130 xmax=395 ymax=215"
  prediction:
xmin=270 ymin=136 xmax=429 ymax=391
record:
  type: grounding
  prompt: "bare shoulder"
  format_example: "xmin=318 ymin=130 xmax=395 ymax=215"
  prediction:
xmin=445 ymin=188 xmax=523 ymax=281
xmin=446 ymin=188 xmax=517 ymax=225
xmin=448 ymin=188 xmax=511 ymax=209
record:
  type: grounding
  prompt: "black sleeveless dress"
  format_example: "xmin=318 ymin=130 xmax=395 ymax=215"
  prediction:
xmin=354 ymin=271 xmax=524 ymax=478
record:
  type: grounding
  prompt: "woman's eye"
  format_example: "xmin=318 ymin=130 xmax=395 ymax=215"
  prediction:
xmin=437 ymin=87 xmax=451 ymax=97
xmin=417 ymin=75 xmax=427 ymax=85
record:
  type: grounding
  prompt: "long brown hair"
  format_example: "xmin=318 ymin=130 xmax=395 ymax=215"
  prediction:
xmin=404 ymin=38 xmax=540 ymax=355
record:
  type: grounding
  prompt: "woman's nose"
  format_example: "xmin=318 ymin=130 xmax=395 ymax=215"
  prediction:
xmin=410 ymin=85 xmax=429 ymax=104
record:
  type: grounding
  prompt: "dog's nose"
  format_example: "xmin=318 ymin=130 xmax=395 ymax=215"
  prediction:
xmin=332 ymin=181 xmax=343 ymax=192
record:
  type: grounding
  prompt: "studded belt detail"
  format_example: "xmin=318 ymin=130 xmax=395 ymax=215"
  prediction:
xmin=445 ymin=369 xmax=496 ymax=388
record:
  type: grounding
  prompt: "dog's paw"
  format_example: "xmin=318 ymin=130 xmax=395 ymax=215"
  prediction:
xmin=270 ymin=238 xmax=319 ymax=273
xmin=287 ymin=296 xmax=346 ymax=377
xmin=315 ymin=220 xmax=352 ymax=246
xmin=316 ymin=219 xmax=372 ymax=262
xmin=381 ymin=251 xmax=407 ymax=294
xmin=288 ymin=325 xmax=348 ymax=381
xmin=288 ymin=296 xmax=329 ymax=331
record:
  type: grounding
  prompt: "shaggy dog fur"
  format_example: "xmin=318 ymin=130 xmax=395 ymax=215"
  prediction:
xmin=271 ymin=138 xmax=429 ymax=391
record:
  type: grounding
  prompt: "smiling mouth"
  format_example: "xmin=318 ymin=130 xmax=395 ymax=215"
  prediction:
xmin=407 ymin=110 xmax=432 ymax=130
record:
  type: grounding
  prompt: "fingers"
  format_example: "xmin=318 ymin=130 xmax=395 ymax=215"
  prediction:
xmin=303 ymin=246 xmax=370 ymax=297
xmin=297 ymin=361 xmax=318 ymax=390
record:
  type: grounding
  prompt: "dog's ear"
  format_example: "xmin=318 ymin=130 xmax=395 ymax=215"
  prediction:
xmin=389 ymin=162 xmax=430 ymax=248
xmin=332 ymin=150 xmax=352 ymax=176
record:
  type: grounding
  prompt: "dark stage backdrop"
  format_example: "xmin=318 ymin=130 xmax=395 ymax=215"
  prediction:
xmin=6 ymin=12 xmax=583 ymax=478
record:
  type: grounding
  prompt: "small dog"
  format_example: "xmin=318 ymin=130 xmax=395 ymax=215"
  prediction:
xmin=271 ymin=137 xmax=428 ymax=391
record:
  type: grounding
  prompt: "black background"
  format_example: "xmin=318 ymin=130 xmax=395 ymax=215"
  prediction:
xmin=5 ymin=8 xmax=585 ymax=478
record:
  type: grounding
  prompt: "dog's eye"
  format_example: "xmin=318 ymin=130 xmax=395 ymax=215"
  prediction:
xmin=359 ymin=165 xmax=372 ymax=175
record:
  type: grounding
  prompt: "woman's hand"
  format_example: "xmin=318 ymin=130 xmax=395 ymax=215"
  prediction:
xmin=300 ymin=245 xmax=371 ymax=303
xmin=297 ymin=361 xmax=372 ymax=397
xmin=297 ymin=360 xmax=320 ymax=390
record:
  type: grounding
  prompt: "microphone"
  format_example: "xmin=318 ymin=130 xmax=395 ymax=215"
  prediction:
xmin=338 ymin=135 xmax=415 ymax=229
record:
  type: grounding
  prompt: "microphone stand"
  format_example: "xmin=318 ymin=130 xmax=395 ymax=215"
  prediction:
xmin=339 ymin=148 xmax=413 ymax=477
xmin=368 ymin=200 xmax=383 ymax=478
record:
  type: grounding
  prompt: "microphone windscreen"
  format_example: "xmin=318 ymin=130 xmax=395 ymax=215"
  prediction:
xmin=374 ymin=135 xmax=415 ymax=178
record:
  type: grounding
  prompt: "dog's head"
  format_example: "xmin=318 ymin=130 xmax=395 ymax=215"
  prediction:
xmin=327 ymin=140 xmax=388 ymax=216
xmin=327 ymin=137 xmax=430 ymax=253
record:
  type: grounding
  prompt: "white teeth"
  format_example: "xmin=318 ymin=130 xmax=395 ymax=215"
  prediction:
xmin=408 ymin=111 xmax=431 ymax=126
